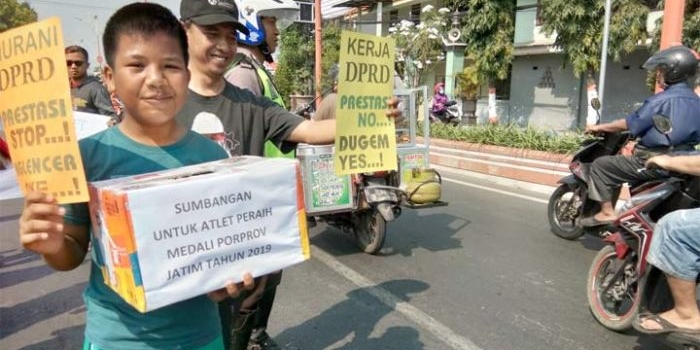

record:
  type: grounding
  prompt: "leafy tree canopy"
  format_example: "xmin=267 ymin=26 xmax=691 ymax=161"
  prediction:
xmin=540 ymin=0 xmax=651 ymax=77
xmin=0 ymin=0 xmax=37 ymax=33
xmin=461 ymin=0 xmax=516 ymax=83
xmin=650 ymin=0 xmax=700 ymax=52
xmin=389 ymin=4 xmax=451 ymax=88
xmin=276 ymin=23 xmax=315 ymax=106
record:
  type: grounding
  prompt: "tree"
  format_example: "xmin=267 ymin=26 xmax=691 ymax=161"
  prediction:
xmin=461 ymin=0 xmax=516 ymax=123
xmin=276 ymin=23 xmax=315 ymax=107
xmin=540 ymin=0 xmax=651 ymax=125
xmin=644 ymin=0 xmax=700 ymax=90
xmin=0 ymin=0 xmax=37 ymax=33
xmin=389 ymin=5 xmax=451 ymax=88
xmin=319 ymin=22 xmax=342 ymax=95
xmin=650 ymin=0 xmax=700 ymax=52
xmin=540 ymin=0 xmax=651 ymax=78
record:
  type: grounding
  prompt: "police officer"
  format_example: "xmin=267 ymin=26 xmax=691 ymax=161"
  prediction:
xmin=225 ymin=0 xmax=299 ymax=159
xmin=223 ymin=1 xmax=299 ymax=349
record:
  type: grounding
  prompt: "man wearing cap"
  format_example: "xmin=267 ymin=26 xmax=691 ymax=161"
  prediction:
xmin=175 ymin=1 xmax=401 ymax=349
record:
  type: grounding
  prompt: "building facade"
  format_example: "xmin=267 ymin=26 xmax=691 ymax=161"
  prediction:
xmin=321 ymin=0 xmax=663 ymax=130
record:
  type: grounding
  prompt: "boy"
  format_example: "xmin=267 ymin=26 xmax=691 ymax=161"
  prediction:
xmin=19 ymin=3 xmax=252 ymax=349
xmin=176 ymin=2 xmax=400 ymax=349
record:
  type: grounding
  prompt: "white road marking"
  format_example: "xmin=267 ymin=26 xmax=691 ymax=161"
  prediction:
xmin=442 ymin=176 xmax=549 ymax=204
xmin=313 ymin=247 xmax=485 ymax=350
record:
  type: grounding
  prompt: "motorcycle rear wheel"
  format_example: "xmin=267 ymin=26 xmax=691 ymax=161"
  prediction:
xmin=547 ymin=184 xmax=584 ymax=240
xmin=587 ymin=245 xmax=642 ymax=331
xmin=353 ymin=210 xmax=386 ymax=255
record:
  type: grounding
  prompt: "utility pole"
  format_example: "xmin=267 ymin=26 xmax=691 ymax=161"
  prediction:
xmin=656 ymin=0 xmax=686 ymax=93
xmin=314 ymin=0 xmax=322 ymax=104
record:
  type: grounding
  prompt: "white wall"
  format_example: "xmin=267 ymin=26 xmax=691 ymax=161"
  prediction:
xmin=486 ymin=48 xmax=653 ymax=131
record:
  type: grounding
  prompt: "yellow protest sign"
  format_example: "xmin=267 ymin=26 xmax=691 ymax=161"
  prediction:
xmin=0 ymin=18 xmax=88 ymax=203
xmin=334 ymin=31 xmax=397 ymax=175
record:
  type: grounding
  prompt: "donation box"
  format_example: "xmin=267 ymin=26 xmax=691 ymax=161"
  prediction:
xmin=88 ymin=156 xmax=309 ymax=312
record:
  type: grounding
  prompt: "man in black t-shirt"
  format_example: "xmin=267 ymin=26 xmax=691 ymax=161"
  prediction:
xmin=176 ymin=1 xmax=400 ymax=349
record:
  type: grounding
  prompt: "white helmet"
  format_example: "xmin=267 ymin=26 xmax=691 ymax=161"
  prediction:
xmin=235 ymin=0 xmax=299 ymax=47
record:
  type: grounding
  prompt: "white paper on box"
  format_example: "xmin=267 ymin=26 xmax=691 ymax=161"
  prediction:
xmin=89 ymin=156 xmax=309 ymax=312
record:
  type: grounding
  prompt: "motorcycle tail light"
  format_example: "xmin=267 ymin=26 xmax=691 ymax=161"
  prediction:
xmin=569 ymin=161 xmax=580 ymax=172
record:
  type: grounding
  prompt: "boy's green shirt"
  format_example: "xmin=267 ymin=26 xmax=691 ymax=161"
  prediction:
xmin=63 ymin=126 xmax=228 ymax=350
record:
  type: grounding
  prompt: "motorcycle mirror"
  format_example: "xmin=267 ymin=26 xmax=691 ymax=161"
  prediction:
xmin=590 ymin=98 xmax=601 ymax=111
xmin=652 ymin=114 xmax=673 ymax=134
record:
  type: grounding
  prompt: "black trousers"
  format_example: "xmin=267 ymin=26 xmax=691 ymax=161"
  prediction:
xmin=588 ymin=154 xmax=664 ymax=202
xmin=219 ymin=271 xmax=283 ymax=350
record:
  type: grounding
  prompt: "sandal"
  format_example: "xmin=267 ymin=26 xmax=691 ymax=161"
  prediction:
xmin=633 ymin=314 xmax=700 ymax=335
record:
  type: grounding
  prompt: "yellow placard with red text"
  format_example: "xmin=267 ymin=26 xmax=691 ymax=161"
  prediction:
xmin=0 ymin=18 xmax=88 ymax=203
xmin=334 ymin=31 xmax=397 ymax=175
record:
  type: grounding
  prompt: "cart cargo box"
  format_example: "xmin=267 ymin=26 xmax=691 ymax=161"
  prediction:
xmin=88 ymin=156 xmax=309 ymax=312
xmin=297 ymin=144 xmax=354 ymax=214
xmin=397 ymin=145 xmax=429 ymax=188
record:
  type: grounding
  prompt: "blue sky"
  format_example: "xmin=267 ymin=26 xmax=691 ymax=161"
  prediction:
xmin=25 ymin=0 xmax=181 ymax=68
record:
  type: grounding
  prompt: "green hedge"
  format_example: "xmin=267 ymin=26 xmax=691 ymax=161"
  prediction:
xmin=424 ymin=123 xmax=587 ymax=154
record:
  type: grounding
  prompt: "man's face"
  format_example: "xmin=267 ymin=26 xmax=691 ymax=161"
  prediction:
xmin=102 ymin=32 xmax=190 ymax=127
xmin=66 ymin=51 xmax=88 ymax=81
xmin=185 ymin=22 xmax=238 ymax=77
xmin=261 ymin=17 xmax=279 ymax=54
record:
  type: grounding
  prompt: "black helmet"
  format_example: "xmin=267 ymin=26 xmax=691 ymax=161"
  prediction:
xmin=642 ymin=45 xmax=699 ymax=85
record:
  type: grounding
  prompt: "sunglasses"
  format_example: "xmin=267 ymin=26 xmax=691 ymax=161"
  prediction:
xmin=66 ymin=60 xmax=85 ymax=67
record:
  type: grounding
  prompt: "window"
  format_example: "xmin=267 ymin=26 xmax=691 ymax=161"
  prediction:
xmin=411 ymin=4 xmax=421 ymax=25
xmin=389 ymin=9 xmax=398 ymax=27
xmin=297 ymin=1 xmax=314 ymax=23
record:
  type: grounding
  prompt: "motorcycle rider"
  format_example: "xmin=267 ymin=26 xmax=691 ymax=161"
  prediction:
xmin=633 ymin=153 xmax=700 ymax=334
xmin=430 ymin=82 xmax=450 ymax=122
xmin=579 ymin=45 xmax=700 ymax=227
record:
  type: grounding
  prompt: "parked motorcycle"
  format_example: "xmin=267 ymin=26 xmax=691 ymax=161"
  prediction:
xmin=430 ymin=100 xmax=462 ymax=126
xmin=547 ymin=98 xmax=650 ymax=240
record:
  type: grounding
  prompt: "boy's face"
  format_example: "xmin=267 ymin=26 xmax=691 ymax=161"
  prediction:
xmin=261 ymin=17 xmax=279 ymax=54
xmin=102 ymin=32 xmax=190 ymax=126
xmin=185 ymin=22 xmax=238 ymax=77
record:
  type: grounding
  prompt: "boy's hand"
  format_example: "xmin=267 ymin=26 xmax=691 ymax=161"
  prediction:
xmin=19 ymin=192 xmax=66 ymax=255
xmin=207 ymin=272 xmax=255 ymax=302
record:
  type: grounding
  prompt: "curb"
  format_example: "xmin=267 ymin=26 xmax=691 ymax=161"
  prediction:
xmin=425 ymin=138 xmax=570 ymax=191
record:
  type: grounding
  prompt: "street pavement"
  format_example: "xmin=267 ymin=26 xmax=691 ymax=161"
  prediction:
xmin=0 ymin=170 xmax=676 ymax=350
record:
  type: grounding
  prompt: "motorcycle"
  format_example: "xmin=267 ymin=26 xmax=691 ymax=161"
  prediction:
xmin=310 ymin=169 xmax=405 ymax=254
xmin=429 ymin=100 xmax=462 ymax=126
xmin=548 ymin=98 xmax=645 ymax=240
xmin=586 ymin=170 xmax=700 ymax=346
xmin=586 ymin=116 xmax=700 ymax=349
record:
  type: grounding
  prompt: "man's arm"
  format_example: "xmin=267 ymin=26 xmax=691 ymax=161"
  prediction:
xmin=586 ymin=118 xmax=628 ymax=133
xmin=287 ymin=97 xmax=402 ymax=144
xmin=646 ymin=154 xmax=700 ymax=176
xmin=287 ymin=119 xmax=336 ymax=144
